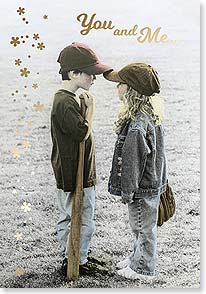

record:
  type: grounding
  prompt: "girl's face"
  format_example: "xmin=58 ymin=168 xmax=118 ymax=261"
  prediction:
xmin=117 ymin=83 xmax=128 ymax=101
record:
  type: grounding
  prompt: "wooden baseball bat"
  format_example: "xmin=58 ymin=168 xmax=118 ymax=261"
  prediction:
xmin=67 ymin=95 xmax=87 ymax=281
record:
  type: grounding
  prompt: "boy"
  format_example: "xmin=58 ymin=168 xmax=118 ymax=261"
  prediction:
xmin=50 ymin=42 xmax=111 ymax=275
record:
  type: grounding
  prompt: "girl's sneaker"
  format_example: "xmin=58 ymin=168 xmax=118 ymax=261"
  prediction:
xmin=116 ymin=257 xmax=130 ymax=269
xmin=117 ymin=266 xmax=155 ymax=281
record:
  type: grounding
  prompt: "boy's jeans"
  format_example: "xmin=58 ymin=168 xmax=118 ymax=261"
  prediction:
xmin=55 ymin=186 xmax=95 ymax=265
xmin=128 ymin=193 xmax=160 ymax=276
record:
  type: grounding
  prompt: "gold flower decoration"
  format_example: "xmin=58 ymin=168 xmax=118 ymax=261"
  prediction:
xmin=10 ymin=37 xmax=21 ymax=47
xmin=20 ymin=68 xmax=30 ymax=77
xmin=16 ymin=267 xmax=25 ymax=277
xmin=17 ymin=7 xmax=25 ymax=15
xmin=15 ymin=232 xmax=23 ymax=241
xmin=11 ymin=148 xmax=20 ymax=158
xmin=21 ymin=202 xmax=32 ymax=212
xmin=22 ymin=141 xmax=31 ymax=149
xmin=32 ymin=83 xmax=38 ymax=89
xmin=34 ymin=101 xmax=44 ymax=112
xmin=27 ymin=120 xmax=33 ymax=127
xmin=43 ymin=15 xmax=48 ymax=19
xmin=37 ymin=42 xmax=45 ymax=50
xmin=15 ymin=59 xmax=22 ymax=66
xmin=12 ymin=189 xmax=17 ymax=195
xmin=33 ymin=33 xmax=40 ymax=40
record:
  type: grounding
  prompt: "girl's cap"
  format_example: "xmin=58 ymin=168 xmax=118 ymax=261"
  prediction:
xmin=104 ymin=63 xmax=160 ymax=96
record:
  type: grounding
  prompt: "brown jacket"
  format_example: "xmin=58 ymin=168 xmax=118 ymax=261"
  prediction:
xmin=50 ymin=89 xmax=96 ymax=192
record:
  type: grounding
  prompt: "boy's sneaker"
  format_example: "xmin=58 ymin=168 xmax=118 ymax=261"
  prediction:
xmin=117 ymin=266 xmax=155 ymax=281
xmin=61 ymin=257 xmax=110 ymax=277
xmin=61 ymin=257 xmax=68 ymax=276
xmin=87 ymin=256 xmax=108 ymax=266
xmin=116 ymin=257 xmax=130 ymax=269
xmin=88 ymin=249 xmax=109 ymax=266
xmin=79 ymin=261 xmax=109 ymax=276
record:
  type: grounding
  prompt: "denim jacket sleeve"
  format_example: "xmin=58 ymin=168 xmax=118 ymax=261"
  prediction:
xmin=121 ymin=128 xmax=151 ymax=201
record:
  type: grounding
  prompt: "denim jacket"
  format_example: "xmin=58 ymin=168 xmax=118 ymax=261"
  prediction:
xmin=108 ymin=112 xmax=167 ymax=202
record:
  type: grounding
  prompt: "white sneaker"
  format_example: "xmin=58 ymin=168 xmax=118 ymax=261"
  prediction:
xmin=117 ymin=266 xmax=155 ymax=281
xmin=116 ymin=257 xmax=130 ymax=269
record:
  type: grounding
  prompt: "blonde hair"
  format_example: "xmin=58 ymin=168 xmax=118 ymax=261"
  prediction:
xmin=114 ymin=87 xmax=165 ymax=134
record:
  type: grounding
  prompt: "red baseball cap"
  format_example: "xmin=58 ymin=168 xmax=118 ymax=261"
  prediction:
xmin=57 ymin=42 xmax=112 ymax=75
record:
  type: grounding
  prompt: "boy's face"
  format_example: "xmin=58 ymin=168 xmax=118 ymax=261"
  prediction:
xmin=77 ymin=72 xmax=96 ymax=90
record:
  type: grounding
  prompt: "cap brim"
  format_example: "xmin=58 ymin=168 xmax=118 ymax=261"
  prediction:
xmin=82 ymin=63 xmax=112 ymax=75
xmin=103 ymin=70 xmax=125 ymax=83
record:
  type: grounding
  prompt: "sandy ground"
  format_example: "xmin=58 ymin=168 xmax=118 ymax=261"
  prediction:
xmin=0 ymin=1 xmax=200 ymax=286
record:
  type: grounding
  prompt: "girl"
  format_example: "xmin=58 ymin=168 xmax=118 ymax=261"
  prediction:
xmin=104 ymin=63 xmax=167 ymax=280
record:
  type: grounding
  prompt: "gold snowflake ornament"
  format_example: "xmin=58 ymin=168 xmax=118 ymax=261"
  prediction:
xmin=33 ymin=33 xmax=40 ymax=40
xmin=15 ymin=59 xmax=22 ymax=66
xmin=22 ymin=141 xmax=31 ymax=149
xmin=34 ymin=101 xmax=44 ymax=112
xmin=37 ymin=42 xmax=45 ymax=50
xmin=10 ymin=37 xmax=21 ymax=47
xmin=32 ymin=83 xmax=38 ymax=89
xmin=17 ymin=7 xmax=25 ymax=15
xmin=20 ymin=68 xmax=30 ymax=77
xmin=15 ymin=232 xmax=23 ymax=241
xmin=27 ymin=120 xmax=33 ymax=127
xmin=16 ymin=267 xmax=25 ymax=277
xmin=12 ymin=148 xmax=20 ymax=158
xmin=12 ymin=189 xmax=17 ymax=195
xmin=21 ymin=202 xmax=32 ymax=212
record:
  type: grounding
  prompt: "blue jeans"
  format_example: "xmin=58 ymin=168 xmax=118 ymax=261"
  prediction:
xmin=55 ymin=186 xmax=95 ymax=265
xmin=127 ymin=193 xmax=160 ymax=276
